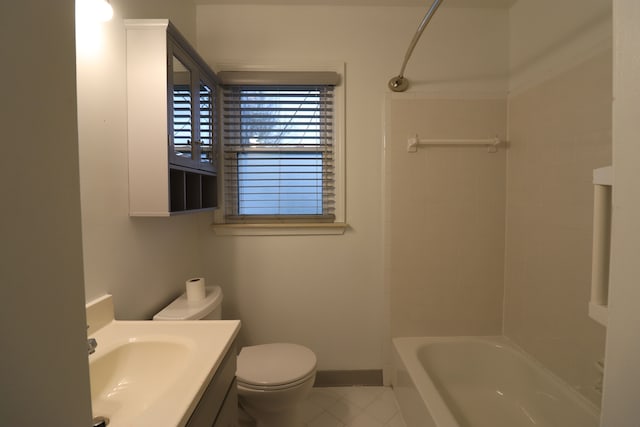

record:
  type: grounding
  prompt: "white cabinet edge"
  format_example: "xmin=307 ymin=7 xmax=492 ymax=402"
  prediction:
xmin=589 ymin=302 xmax=608 ymax=327
xmin=593 ymin=165 xmax=612 ymax=185
xmin=124 ymin=19 xmax=169 ymax=30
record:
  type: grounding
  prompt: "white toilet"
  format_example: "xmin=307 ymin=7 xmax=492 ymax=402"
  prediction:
xmin=153 ymin=285 xmax=317 ymax=427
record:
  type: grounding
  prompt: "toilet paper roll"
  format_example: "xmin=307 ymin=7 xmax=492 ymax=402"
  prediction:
xmin=186 ymin=277 xmax=206 ymax=302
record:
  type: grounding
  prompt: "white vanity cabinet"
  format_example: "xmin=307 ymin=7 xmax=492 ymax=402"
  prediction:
xmin=125 ymin=19 xmax=219 ymax=216
xmin=187 ymin=344 xmax=238 ymax=427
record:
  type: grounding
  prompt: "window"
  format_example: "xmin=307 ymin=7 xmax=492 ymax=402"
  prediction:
xmin=220 ymin=71 xmax=342 ymax=225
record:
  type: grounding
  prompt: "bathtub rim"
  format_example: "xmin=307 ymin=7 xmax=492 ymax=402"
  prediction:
xmin=392 ymin=335 xmax=600 ymax=427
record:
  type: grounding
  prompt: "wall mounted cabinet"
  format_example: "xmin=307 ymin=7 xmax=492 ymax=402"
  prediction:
xmin=125 ymin=19 xmax=219 ymax=216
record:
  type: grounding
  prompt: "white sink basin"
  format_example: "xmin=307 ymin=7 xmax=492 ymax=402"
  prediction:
xmin=90 ymin=339 xmax=192 ymax=420
xmin=86 ymin=296 xmax=240 ymax=427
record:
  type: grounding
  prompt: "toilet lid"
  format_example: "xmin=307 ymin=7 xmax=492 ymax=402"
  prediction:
xmin=236 ymin=343 xmax=317 ymax=387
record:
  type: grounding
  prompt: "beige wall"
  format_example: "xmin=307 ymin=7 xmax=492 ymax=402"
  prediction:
xmin=77 ymin=0 xmax=207 ymax=319
xmin=196 ymin=5 xmax=508 ymax=370
xmin=602 ymin=0 xmax=640 ymax=424
xmin=386 ymin=97 xmax=507 ymax=338
xmin=504 ymin=0 xmax=612 ymax=406
xmin=1 ymin=1 xmax=92 ymax=425
xmin=508 ymin=0 xmax=612 ymax=93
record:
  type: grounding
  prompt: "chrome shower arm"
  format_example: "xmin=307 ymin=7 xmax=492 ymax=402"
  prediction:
xmin=397 ymin=0 xmax=444 ymax=78
xmin=389 ymin=0 xmax=444 ymax=92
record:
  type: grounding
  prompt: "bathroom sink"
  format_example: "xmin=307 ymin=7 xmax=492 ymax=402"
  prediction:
xmin=90 ymin=339 xmax=192 ymax=422
xmin=86 ymin=296 xmax=240 ymax=427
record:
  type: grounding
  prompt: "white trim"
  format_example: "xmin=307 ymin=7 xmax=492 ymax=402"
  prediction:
xmin=211 ymin=222 xmax=348 ymax=236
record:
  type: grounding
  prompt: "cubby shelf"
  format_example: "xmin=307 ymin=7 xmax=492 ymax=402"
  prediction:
xmin=169 ymin=167 xmax=217 ymax=213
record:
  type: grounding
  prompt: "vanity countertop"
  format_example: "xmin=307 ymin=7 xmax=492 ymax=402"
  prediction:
xmin=86 ymin=295 xmax=240 ymax=427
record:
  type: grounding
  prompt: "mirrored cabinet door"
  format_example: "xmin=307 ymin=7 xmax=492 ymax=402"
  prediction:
xmin=198 ymin=79 xmax=215 ymax=169
xmin=168 ymin=41 xmax=217 ymax=174
xmin=171 ymin=54 xmax=194 ymax=162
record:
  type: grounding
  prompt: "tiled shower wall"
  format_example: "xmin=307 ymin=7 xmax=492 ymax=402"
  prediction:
xmin=504 ymin=51 xmax=610 ymax=406
xmin=386 ymin=97 xmax=507 ymax=338
xmin=503 ymin=0 xmax=612 ymax=406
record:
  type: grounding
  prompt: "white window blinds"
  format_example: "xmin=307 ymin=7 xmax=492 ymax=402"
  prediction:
xmin=222 ymin=77 xmax=337 ymax=222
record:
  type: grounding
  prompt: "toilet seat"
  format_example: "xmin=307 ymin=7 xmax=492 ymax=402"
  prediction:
xmin=237 ymin=370 xmax=316 ymax=391
xmin=237 ymin=343 xmax=317 ymax=390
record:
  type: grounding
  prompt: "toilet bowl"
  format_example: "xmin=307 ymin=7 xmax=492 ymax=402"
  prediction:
xmin=153 ymin=285 xmax=317 ymax=427
xmin=236 ymin=343 xmax=316 ymax=427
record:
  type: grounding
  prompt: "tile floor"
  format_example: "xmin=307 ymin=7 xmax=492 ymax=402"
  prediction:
xmin=299 ymin=386 xmax=408 ymax=427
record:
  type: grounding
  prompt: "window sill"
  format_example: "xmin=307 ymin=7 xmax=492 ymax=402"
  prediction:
xmin=211 ymin=222 xmax=349 ymax=236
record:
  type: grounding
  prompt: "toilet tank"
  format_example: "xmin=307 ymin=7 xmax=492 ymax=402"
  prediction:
xmin=153 ymin=285 xmax=223 ymax=320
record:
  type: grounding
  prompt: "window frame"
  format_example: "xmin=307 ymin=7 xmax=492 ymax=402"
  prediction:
xmin=212 ymin=64 xmax=346 ymax=235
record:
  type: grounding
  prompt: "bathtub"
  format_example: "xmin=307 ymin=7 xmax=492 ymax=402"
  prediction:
xmin=392 ymin=337 xmax=599 ymax=427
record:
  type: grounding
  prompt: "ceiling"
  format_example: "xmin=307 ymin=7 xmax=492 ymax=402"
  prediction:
xmin=193 ymin=0 xmax=517 ymax=8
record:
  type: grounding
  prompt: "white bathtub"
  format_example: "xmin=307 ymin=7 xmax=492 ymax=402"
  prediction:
xmin=392 ymin=336 xmax=599 ymax=427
